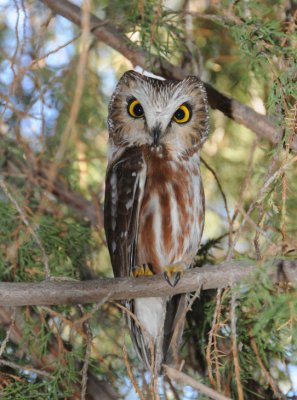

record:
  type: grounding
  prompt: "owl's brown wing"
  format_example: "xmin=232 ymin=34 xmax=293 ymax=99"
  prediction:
xmin=104 ymin=146 xmax=146 ymax=278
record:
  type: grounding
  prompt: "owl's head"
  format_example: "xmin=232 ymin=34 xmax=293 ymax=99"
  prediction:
xmin=108 ymin=70 xmax=209 ymax=156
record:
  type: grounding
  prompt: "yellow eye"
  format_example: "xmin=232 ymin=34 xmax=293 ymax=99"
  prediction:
xmin=173 ymin=103 xmax=192 ymax=124
xmin=127 ymin=99 xmax=144 ymax=118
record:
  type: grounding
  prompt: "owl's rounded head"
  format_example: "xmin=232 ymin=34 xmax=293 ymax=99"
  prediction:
xmin=108 ymin=70 xmax=209 ymax=156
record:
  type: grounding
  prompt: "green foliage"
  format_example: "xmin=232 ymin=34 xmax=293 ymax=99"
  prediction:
xmin=0 ymin=199 xmax=91 ymax=281
xmin=105 ymin=0 xmax=185 ymax=65
xmin=0 ymin=0 xmax=296 ymax=398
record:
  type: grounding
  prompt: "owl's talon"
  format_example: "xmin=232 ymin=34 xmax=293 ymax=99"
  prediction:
xmin=163 ymin=262 xmax=185 ymax=287
xmin=132 ymin=263 xmax=154 ymax=278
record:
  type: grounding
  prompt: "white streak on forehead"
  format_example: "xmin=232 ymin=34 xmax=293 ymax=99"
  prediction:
xmin=129 ymin=82 xmax=193 ymax=130
xmin=114 ymin=78 xmax=203 ymax=136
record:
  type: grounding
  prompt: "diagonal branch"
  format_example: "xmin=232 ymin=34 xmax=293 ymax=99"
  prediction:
xmin=0 ymin=260 xmax=296 ymax=307
xmin=163 ymin=365 xmax=231 ymax=400
xmin=39 ymin=0 xmax=297 ymax=152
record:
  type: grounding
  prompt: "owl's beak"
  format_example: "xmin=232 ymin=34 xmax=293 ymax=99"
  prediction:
xmin=152 ymin=126 xmax=162 ymax=146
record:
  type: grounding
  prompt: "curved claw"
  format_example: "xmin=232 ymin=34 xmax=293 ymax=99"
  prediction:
xmin=163 ymin=262 xmax=186 ymax=287
xmin=132 ymin=263 xmax=154 ymax=278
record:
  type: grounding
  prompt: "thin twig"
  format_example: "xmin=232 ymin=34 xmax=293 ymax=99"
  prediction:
xmin=231 ymin=138 xmax=258 ymax=245
xmin=171 ymin=286 xmax=202 ymax=366
xmin=182 ymin=10 xmax=241 ymax=25
xmin=253 ymin=203 xmax=265 ymax=260
xmin=163 ymin=365 xmax=231 ymax=400
xmin=230 ymin=291 xmax=244 ymax=400
xmin=30 ymin=34 xmax=81 ymax=69
xmin=201 ymin=158 xmax=232 ymax=249
xmin=226 ymin=154 xmax=297 ymax=260
xmin=0 ymin=177 xmax=50 ymax=279
xmin=165 ymin=375 xmax=181 ymax=400
xmin=123 ymin=343 xmax=146 ymax=400
xmin=0 ymin=359 xmax=50 ymax=378
xmin=79 ymin=303 xmax=92 ymax=400
xmin=206 ymin=289 xmax=222 ymax=390
xmin=249 ymin=332 xmax=285 ymax=399
xmin=37 ymin=0 xmax=91 ymax=216
xmin=0 ymin=308 xmax=16 ymax=357
xmin=75 ymin=294 xmax=111 ymax=326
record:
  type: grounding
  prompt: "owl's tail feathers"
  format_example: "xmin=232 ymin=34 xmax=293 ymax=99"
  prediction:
xmin=126 ymin=294 xmax=187 ymax=374
xmin=163 ymin=294 xmax=187 ymax=366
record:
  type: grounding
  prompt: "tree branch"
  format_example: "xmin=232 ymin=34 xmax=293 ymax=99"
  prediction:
xmin=163 ymin=365 xmax=231 ymax=400
xmin=6 ymin=154 xmax=101 ymax=225
xmin=39 ymin=0 xmax=297 ymax=152
xmin=0 ymin=260 xmax=296 ymax=307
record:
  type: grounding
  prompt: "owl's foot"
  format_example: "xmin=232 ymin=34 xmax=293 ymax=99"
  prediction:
xmin=132 ymin=263 xmax=154 ymax=278
xmin=163 ymin=262 xmax=186 ymax=287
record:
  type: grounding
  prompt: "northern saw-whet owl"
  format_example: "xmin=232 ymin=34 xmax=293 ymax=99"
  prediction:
xmin=104 ymin=70 xmax=209 ymax=372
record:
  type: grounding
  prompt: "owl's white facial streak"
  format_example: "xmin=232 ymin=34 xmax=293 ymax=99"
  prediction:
xmin=108 ymin=70 xmax=209 ymax=157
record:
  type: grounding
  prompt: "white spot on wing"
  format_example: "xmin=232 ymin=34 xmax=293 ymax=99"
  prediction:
xmin=125 ymin=198 xmax=133 ymax=210
xmin=110 ymin=172 xmax=118 ymax=231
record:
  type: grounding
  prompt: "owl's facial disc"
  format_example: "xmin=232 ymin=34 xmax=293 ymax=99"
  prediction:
xmin=125 ymin=95 xmax=194 ymax=146
xmin=108 ymin=70 xmax=209 ymax=152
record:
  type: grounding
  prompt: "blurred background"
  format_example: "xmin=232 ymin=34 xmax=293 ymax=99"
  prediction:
xmin=0 ymin=0 xmax=296 ymax=398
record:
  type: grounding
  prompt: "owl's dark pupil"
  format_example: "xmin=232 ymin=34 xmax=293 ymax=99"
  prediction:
xmin=175 ymin=108 xmax=185 ymax=120
xmin=134 ymin=104 xmax=143 ymax=116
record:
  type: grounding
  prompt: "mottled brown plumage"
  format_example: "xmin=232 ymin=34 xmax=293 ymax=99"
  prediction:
xmin=104 ymin=70 xmax=209 ymax=372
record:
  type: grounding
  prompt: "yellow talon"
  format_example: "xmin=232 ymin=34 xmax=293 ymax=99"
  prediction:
xmin=163 ymin=262 xmax=186 ymax=287
xmin=132 ymin=263 xmax=154 ymax=278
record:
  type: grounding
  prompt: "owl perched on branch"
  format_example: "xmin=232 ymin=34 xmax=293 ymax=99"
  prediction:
xmin=104 ymin=70 xmax=209 ymax=372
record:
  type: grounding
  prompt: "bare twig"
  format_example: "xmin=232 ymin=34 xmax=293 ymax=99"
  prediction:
xmin=182 ymin=10 xmax=241 ymax=26
xmin=75 ymin=294 xmax=111 ymax=326
xmin=29 ymin=34 xmax=81 ymax=69
xmin=249 ymin=333 xmax=285 ymax=399
xmin=0 ymin=359 xmax=50 ymax=378
xmin=226 ymin=154 xmax=297 ymax=260
xmin=163 ymin=365 xmax=231 ymax=400
xmin=38 ymin=0 xmax=91 ymax=215
xmin=79 ymin=304 xmax=92 ymax=400
xmin=201 ymin=158 xmax=232 ymax=249
xmin=123 ymin=343 xmax=146 ymax=400
xmin=206 ymin=289 xmax=222 ymax=390
xmin=171 ymin=287 xmax=202 ymax=366
xmin=230 ymin=291 xmax=244 ymax=400
xmin=231 ymin=138 xmax=258 ymax=247
xmin=115 ymin=301 xmax=156 ymax=385
xmin=0 ymin=260 xmax=296 ymax=307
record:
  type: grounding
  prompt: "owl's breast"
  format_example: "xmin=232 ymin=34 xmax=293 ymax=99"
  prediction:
xmin=136 ymin=151 xmax=204 ymax=273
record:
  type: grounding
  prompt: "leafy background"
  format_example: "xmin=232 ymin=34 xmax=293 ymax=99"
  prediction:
xmin=0 ymin=0 xmax=296 ymax=398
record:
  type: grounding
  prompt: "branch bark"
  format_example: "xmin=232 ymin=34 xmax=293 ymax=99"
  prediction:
xmin=5 ymin=154 xmax=101 ymax=225
xmin=39 ymin=0 xmax=297 ymax=152
xmin=0 ymin=260 xmax=296 ymax=307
